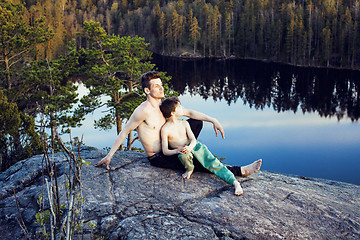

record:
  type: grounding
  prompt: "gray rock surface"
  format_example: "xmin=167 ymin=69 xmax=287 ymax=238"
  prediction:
xmin=0 ymin=147 xmax=359 ymax=239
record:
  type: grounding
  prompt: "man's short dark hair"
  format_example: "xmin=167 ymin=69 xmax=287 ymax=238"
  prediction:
xmin=160 ymin=96 xmax=180 ymax=118
xmin=141 ymin=71 xmax=161 ymax=91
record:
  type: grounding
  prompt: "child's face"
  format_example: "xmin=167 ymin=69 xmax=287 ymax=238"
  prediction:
xmin=173 ymin=103 xmax=184 ymax=117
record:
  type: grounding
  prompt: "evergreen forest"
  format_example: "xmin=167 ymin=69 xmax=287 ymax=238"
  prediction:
xmin=1 ymin=0 xmax=360 ymax=171
xmin=6 ymin=0 xmax=360 ymax=68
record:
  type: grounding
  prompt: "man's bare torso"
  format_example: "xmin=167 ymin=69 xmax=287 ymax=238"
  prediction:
xmin=136 ymin=101 xmax=166 ymax=156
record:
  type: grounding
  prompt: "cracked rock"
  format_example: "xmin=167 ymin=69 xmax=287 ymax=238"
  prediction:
xmin=0 ymin=147 xmax=359 ymax=239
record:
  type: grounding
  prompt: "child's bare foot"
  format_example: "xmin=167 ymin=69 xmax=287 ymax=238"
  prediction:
xmin=182 ymin=170 xmax=193 ymax=179
xmin=233 ymin=180 xmax=243 ymax=195
xmin=241 ymin=159 xmax=262 ymax=177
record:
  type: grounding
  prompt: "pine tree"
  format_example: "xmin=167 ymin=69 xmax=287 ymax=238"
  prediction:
xmin=159 ymin=11 xmax=166 ymax=54
xmin=190 ymin=15 xmax=201 ymax=54
xmin=224 ymin=12 xmax=232 ymax=56
xmin=0 ymin=0 xmax=53 ymax=89
xmin=0 ymin=91 xmax=41 ymax=171
xmin=77 ymin=21 xmax=156 ymax=150
xmin=321 ymin=27 xmax=332 ymax=66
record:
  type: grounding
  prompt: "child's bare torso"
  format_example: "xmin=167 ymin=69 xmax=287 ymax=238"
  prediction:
xmin=165 ymin=120 xmax=191 ymax=149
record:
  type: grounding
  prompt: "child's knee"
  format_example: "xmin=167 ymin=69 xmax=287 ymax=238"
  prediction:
xmin=181 ymin=152 xmax=193 ymax=162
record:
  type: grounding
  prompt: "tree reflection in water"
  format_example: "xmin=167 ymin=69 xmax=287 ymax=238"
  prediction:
xmin=153 ymin=54 xmax=360 ymax=121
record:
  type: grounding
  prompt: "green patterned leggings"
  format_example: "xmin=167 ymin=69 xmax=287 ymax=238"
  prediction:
xmin=178 ymin=141 xmax=236 ymax=185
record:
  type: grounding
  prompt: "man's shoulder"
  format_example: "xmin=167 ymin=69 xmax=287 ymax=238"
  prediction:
xmin=129 ymin=101 xmax=152 ymax=122
xmin=134 ymin=101 xmax=152 ymax=114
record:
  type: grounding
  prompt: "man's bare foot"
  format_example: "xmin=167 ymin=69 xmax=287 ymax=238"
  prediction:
xmin=182 ymin=170 xmax=193 ymax=179
xmin=94 ymin=156 xmax=111 ymax=170
xmin=233 ymin=180 xmax=243 ymax=196
xmin=241 ymin=159 xmax=262 ymax=177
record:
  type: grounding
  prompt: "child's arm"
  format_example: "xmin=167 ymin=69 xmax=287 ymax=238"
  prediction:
xmin=180 ymin=121 xmax=197 ymax=154
xmin=161 ymin=126 xmax=182 ymax=156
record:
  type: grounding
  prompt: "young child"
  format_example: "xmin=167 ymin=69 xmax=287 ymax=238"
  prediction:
xmin=160 ymin=96 xmax=243 ymax=196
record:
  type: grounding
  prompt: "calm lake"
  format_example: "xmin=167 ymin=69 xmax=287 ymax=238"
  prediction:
xmin=73 ymin=55 xmax=360 ymax=185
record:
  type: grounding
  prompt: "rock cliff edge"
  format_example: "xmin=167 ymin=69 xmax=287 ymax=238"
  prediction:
xmin=0 ymin=147 xmax=359 ymax=239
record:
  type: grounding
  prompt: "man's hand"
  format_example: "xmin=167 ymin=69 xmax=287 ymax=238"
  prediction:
xmin=182 ymin=108 xmax=225 ymax=139
xmin=213 ymin=119 xmax=225 ymax=139
xmin=94 ymin=156 xmax=111 ymax=170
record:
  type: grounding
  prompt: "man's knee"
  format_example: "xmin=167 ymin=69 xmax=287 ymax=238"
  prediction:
xmin=187 ymin=119 xmax=203 ymax=139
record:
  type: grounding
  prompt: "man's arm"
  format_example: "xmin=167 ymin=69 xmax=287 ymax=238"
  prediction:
xmin=182 ymin=108 xmax=225 ymax=139
xmin=94 ymin=106 xmax=147 ymax=169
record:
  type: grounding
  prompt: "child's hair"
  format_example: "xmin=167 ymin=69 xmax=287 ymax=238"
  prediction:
xmin=160 ymin=96 xmax=180 ymax=118
xmin=141 ymin=71 xmax=161 ymax=91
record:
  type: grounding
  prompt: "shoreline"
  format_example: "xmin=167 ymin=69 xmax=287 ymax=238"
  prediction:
xmin=152 ymin=51 xmax=360 ymax=73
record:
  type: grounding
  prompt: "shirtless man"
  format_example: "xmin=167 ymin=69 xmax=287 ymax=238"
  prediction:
xmin=94 ymin=71 xmax=262 ymax=178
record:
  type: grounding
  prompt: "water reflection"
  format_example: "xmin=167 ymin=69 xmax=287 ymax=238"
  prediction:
xmin=152 ymin=55 xmax=360 ymax=121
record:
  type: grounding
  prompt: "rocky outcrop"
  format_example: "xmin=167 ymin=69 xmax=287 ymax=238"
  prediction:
xmin=1 ymin=147 xmax=359 ymax=239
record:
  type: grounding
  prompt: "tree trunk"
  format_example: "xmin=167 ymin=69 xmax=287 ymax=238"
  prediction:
xmin=116 ymin=112 xmax=123 ymax=151
xmin=126 ymin=81 xmax=134 ymax=151
xmin=126 ymin=133 xmax=132 ymax=151
xmin=51 ymin=113 xmax=57 ymax=151
xmin=114 ymin=90 xmax=123 ymax=151
xmin=4 ymin=55 xmax=11 ymax=89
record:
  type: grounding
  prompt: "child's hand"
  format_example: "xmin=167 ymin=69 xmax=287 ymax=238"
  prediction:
xmin=176 ymin=146 xmax=184 ymax=154
xmin=180 ymin=146 xmax=192 ymax=154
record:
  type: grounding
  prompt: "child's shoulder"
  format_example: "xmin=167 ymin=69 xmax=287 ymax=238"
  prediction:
xmin=161 ymin=121 xmax=174 ymax=131
xmin=161 ymin=121 xmax=171 ymax=129
xmin=179 ymin=119 xmax=190 ymax=126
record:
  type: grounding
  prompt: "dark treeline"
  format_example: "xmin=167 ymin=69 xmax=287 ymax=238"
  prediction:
xmin=152 ymin=54 xmax=360 ymax=121
xmin=18 ymin=0 xmax=360 ymax=69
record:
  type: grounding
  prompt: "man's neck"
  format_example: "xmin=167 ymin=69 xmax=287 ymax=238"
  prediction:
xmin=146 ymin=96 xmax=161 ymax=108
